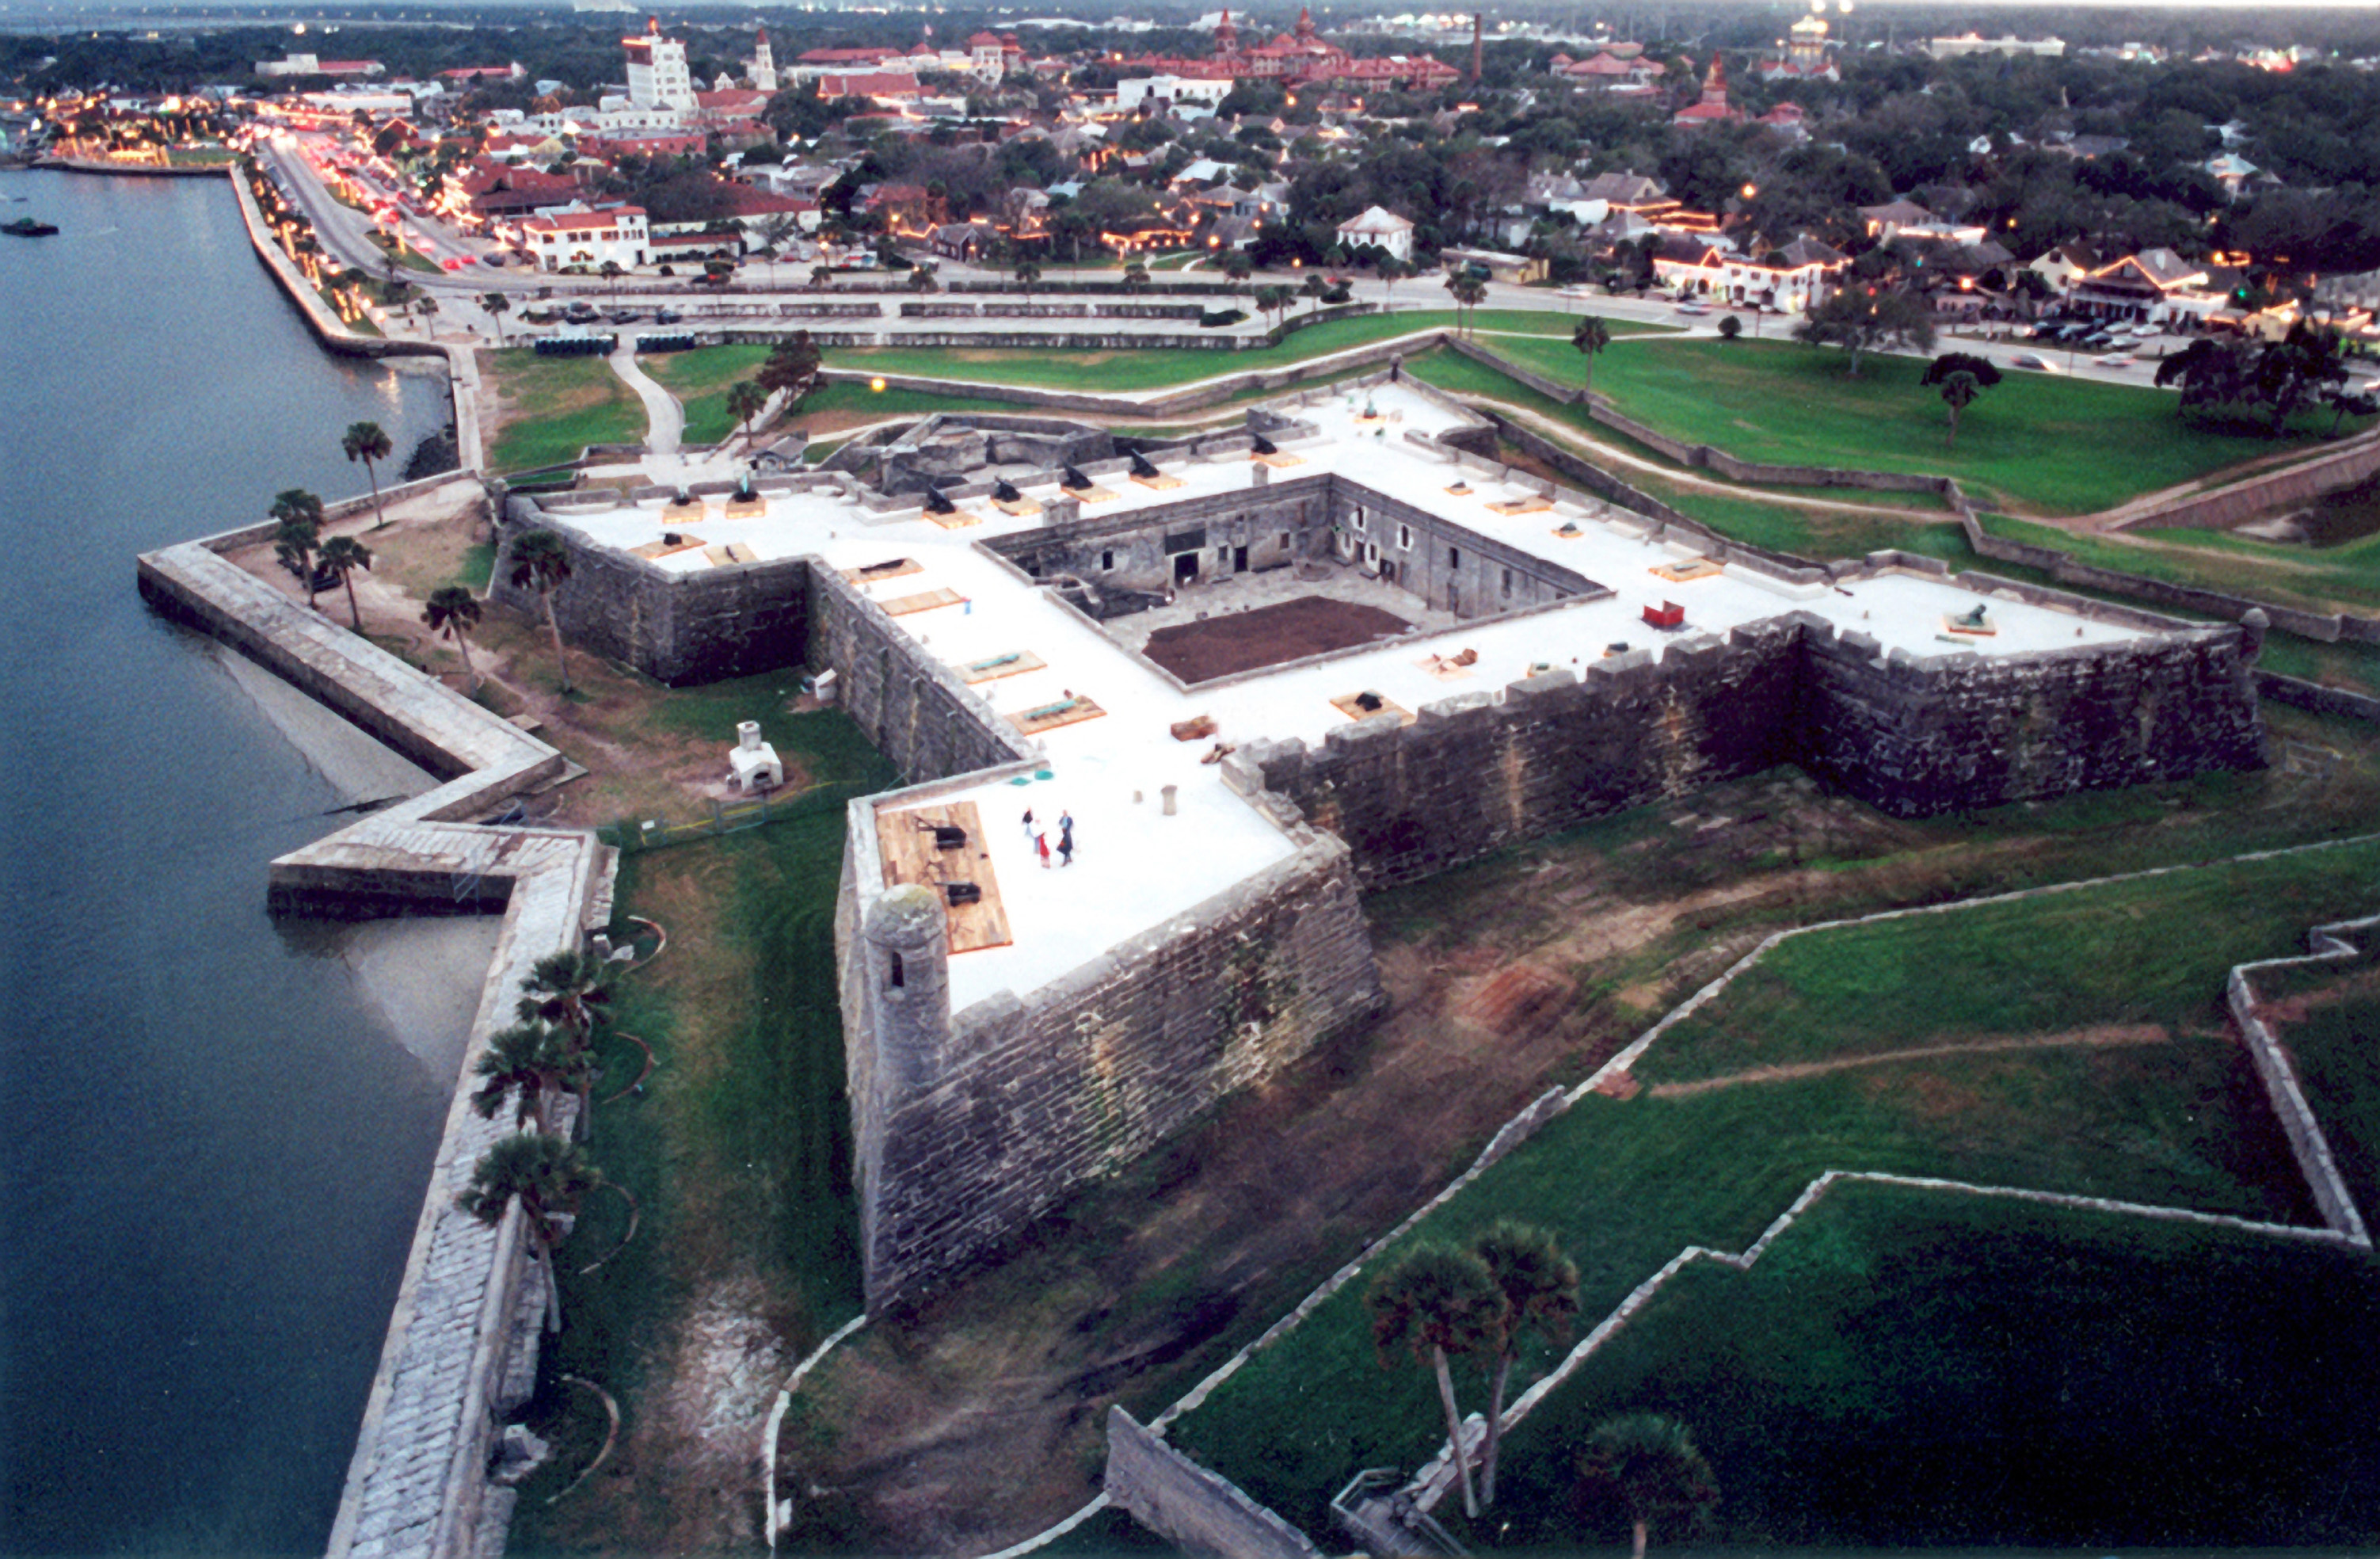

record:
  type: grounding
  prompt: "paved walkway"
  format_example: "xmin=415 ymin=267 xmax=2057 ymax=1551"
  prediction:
xmin=608 ymin=341 xmax=683 ymax=457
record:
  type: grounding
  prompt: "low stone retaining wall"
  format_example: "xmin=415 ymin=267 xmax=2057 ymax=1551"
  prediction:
xmin=1105 ymin=1408 xmax=1321 ymax=1558
xmin=2112 ymin=431 xmax=2380 ymax=535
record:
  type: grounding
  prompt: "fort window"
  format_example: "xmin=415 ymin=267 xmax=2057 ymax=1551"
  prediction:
xmin=1449 ymin=546 xmax=1460 ymax=569
xmin=1101 ymin=549 xmax=1114 ymax=571
xmin=1502 ymin=566 xmax=1514 ymax=596
xmin=886 ymin=951 xmax=904 ymax=990
xmin=1352 ymin=506 xmax=1365 ymax=534
xmin=1399 ymin=524 xmax=1412 ymax=551
xmin=1278 ymin=532 xmax=1289 ymax=550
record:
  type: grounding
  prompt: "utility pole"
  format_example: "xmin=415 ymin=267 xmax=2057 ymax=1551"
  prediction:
xmin=1472 ymin=12 xmax=1483 ymax=84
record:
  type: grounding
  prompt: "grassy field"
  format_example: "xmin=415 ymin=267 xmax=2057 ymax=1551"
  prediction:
xmin=1167 ymin=837 xmax=2380 ymax=1540
xmin=1985 ymin=510 xmax=2380 ymax=619
xmin=1460 ymin=334 xmax=2348 ymax=517
xmin=484 ymin=349 xmax=643 ymax=473
xmin=1467 ymin=1184 xmax=2380 ymax=1550
xmin=503 ymin=707 xmax=896 ymax=1549
xmin=2256 ymin=947 xmax=2380 ymax=1219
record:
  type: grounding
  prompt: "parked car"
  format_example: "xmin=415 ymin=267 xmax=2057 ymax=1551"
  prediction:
xmin=653 ymin=307 xmax=683 ymax=324
xmin=480 ymin=253 xmax=505 ymax=267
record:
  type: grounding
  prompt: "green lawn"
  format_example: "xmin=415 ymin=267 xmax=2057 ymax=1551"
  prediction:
xmin=485 ymin=349 xmax=643 ymax=473
xmin=2255 ymin=947 xmax=2380 ymax=1219
xmin=1466 ymin=1184 xmax=2380 ymax=1550
xmin=1167 ymin=838 xmax=2380 ymax=1540
xmin=1984 ymin=510 xmax=2380 ymax=619
xmin=1467 ymin=334 xmax=2350 ymax=518
xmin=504 ymin=708 xmax=895 ymax=1547
xmin=821 ymin=311 xmax=1660 ymax=395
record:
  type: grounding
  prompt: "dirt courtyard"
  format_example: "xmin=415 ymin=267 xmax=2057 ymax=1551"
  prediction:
xmin=1140 ymin=593 xmax=1415 ymax=682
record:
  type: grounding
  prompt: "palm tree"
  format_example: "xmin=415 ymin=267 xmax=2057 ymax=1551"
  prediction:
xmin=341 ymin=421 xmax=394 ymax=530
xmin=1474 ymin=1222 xmax=1580 ymax=1507
xmin=506 ymin=528 xmax=577 ymax=693
xmin=811 ymin=263 xmax=834 ymax=292
xmin=1377 ymin=255 xmax=1410 ymax=307
xmin=456 ymin=1130 xmax=603 ymax=1331
xmin=422 ymin=584 xmax=484 ymax=692
xmin=517 ymin=946 xmax=614 ymax=1131
xmin=1255 ymin=284 xmax=1293 ymax=331
xmin=1301 ymin=270 xmax=1331 ymax=317
xmin=1937 ymin=368 xmax=1981 ymax=452
xmin=598 ymin=257 xmax=625 ymax=302
xmin=1367 ymin=1244 xmax=1507 ymax=1519
xmin=1015 ymin=258 xmax=1041 ymax=304
xmin=1571 ymin=314 xmax=1613 ymax=396
xmin=1446 ymin=273 xmax=1487 ymax=336
xmin=318 ymin=535 xmax=373 ymax=631
xmin=727 ymin=379 xmax=770 ymax=446
xmin=1574 ymin=1414 xmax=1719 ymax=1559
xmin=270 ymin=489 xmax=325 ymax=608
xmin=1123 ymin=261 xmax=1152 ymax=295
xmin=908 ymin=261 xmax=939 ymax=295
xmin=482 ymin=290 xmax=511 ymax=344
xmin=470 ymin=1020 xmax=589 ymax=1133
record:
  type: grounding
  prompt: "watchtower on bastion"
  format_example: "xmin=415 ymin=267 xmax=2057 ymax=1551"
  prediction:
xmin=494 ymin=387 xmax=2267 ymax=1313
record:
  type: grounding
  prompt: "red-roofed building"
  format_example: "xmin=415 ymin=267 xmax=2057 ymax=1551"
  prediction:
xmin=1672 ymin=56 xmax=1744 ymax=128
xmin=521 ymin=205 xmax=649 ymax=272
xmin=817 ymin=71 xmax=923 ymax=103
xmin=440 ymin=65 xmax=520 ymax=82
xmin=797 ymin=45 xmax=901 ymax=67
xmin=580 ymin=128 xmax=707 ymax=161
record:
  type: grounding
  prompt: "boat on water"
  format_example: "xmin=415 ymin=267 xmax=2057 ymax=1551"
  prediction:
xmin=2 ymin=215 xmax=59 ymax=237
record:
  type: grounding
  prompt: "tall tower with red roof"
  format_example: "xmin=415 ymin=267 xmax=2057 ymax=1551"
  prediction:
xmin=1216 ymin=8 xmax=1240 ymax=55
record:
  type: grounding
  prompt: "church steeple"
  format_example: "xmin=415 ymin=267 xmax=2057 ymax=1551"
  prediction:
xmin=1700 ymin=53 xmax=1729 ymax=107
xmin=1216 ymin=7 xmax=1239 ymax=53
xmin=1294 ymin=6 xmax=1316 ymax=41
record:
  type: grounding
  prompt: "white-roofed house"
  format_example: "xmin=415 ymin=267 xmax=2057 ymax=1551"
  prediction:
xmin=1335 ymin=204 xmax=1415 ymax=263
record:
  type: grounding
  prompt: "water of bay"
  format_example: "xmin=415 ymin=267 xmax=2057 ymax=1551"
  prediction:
xmin=0 ymin=168 xmax=463 ymax=1553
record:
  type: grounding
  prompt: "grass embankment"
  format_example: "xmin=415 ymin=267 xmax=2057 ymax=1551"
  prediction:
xmin=2254 ymin=945 xmax=2380 ymax=1218
xmin=503 ymin=708 xmax=896 ymax=1552
xmin=485 ymin=348 xmax=643 ymax=473
xmin=1169 ymin=837 xmax=2380 ymax=1541
xmin=1987 ymin=509 xmax=2380 ymax=620
xmin=1441 ymin=333 xmax=2351 ymax=518
xmin=1472 ymin=1185 xmax=2380 ymax=1550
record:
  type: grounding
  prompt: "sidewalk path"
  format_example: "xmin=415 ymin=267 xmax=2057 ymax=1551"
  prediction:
xmin=608 ymin=341 xmax=683 ymax=458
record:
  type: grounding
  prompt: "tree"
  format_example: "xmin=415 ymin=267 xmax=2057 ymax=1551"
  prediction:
xmin=1223 ymin=250 xmax=1254 ymax=290
xmin=1302 ymin=269 xmax=1331 ymax=317
xmin=481 ymin=290 xmax=512 ymax=344
xmin=598 ymin=257 xmax=625 ymax=300
xmin=318 ymin=535 xmax=372 ymax=631
xmin=1792 ymin=287 xmax=1936 ymax=375
xmin=908 ymin=261 xmax=939 ymax=295
xmin=1122 ymin=261 xmax=1152 ymax=295
xmin=517 ymin=945 xmax=614 ymax=1130
xmin=507 ymin=528 xmax=577 ymax=694
xmin=270 ymin=489 xmax=325 ymax=608
xmin=1445 ymin=272 xmax=1487 ymax=335
xmin=756 ymin=330 xmax=821 ymax=407
xmin=422 ymin=585 xmax=484 ymax=692
xmin=1921 ymin=352 xmax=2004 ymax=390
xmin=470 ymin=1020 xmax=588 ymax=1133
xmin=1571 ymin=314 xmax=1613 ymax=395
xmin=1255 ymin=283 xmax=1294 ymax=331
xmin=726 ymin=379 xmax=770 ymax=446
xmin=456 ymin=1130 xmax=602 ymax=1331
xmin=1377 ymin=255 xmax=1410 ymax=306
xmin=1717 ymin=314 xmax=1742 ymax=341
xmin=1015 ymin=258 xmax=1041 ymax=303
xmin=1366 ymin=1244 xmax=1508 ymax=1519
xmin=341 ymin=421 xmax=394 ymax=531
xmin=1473 ymin=1222 xmax=1579 ymax=1507
xmin=810 ymin=263 xmax=834 ymax=291
xmin=1936 ymin=368 xmax=1982 ymax=452
xmin=1574 ymin=1414 xmax=1719 ymax=1559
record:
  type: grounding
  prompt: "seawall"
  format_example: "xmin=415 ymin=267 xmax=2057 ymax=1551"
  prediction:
xmin=137 ymin=527 xmax=615 ymax=1559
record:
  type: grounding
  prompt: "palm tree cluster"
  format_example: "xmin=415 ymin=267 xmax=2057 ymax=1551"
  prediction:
xmin=1365 ymin=1220 xmax=1581 ymax=1519
xmin=458 ymin=948 xmax=618 ymax=1331
xmin=506 ymin=528 xmax=577 ymax=694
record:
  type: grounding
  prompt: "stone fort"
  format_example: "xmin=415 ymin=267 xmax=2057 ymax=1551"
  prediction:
xmin=492 ymin=387 xmax=2265 ymax=1312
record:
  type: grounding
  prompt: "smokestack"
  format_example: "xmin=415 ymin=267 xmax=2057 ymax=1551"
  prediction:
xmin=1471 ymin=12 xmax=1483 ymax=83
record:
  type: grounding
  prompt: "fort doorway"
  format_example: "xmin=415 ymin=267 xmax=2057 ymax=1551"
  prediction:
xmin=1173 ymin=552 xmax=1199 ymax=585
xmin=1233 ymin=544 xmax=1249 ymax=574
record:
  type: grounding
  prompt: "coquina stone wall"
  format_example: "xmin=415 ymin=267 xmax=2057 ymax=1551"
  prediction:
xmin=806 ymin=564 xmax=1038 ymax=784
xmin=1105 ymin=1407 xmax=1323 ymax=1559
xmin=1235 ymin=599 xmax=2263 ymax=891
xmin=838 ymin=772 xmax=1385 ymax=1311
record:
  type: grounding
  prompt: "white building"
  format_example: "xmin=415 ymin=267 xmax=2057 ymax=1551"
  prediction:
xmin=1336 ymin=204 xmax=1415 ymax=262
xmin=521 ymin=204 xmax=650 ymax=272
xmin=1117 ymin=74 xmax=1233 ymax=115
xmin=1926 ymin=33 xmax=2066 ymax=59
xmin=623 ymin=17 xmax=696 ymax=113
xmin=748 ymin=25 xmax=779 ymax=93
